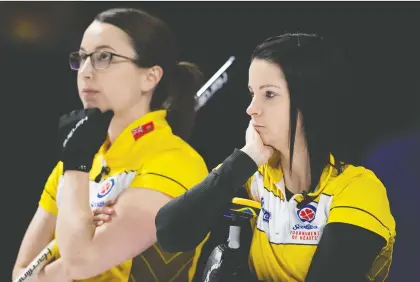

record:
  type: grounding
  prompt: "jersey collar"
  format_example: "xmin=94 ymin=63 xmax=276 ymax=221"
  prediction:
xmin=266 ymin=153 xmax=338 ymax=200
xmin=97 ymin=110 xmax=170 ymax=167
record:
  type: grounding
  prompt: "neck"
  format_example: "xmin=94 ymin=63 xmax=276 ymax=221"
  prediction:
xmin=279 ymin=146 xmax=311 ymax=195
xmin=108 ymin=101 xmax=151 ymax=144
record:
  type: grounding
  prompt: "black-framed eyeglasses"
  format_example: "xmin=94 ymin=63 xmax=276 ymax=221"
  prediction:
xmin=69 ymin=51 xmax=138 ymax=70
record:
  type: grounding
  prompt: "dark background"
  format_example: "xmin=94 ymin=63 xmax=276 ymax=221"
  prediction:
xmin=3 ymin=2 xmax=419 ymax=280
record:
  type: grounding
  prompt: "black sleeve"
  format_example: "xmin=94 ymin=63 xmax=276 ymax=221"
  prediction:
xmin=155 ymin=149 xmax=258 ymax=253
xmin=305 ymin=222 xmax=387 ymax=282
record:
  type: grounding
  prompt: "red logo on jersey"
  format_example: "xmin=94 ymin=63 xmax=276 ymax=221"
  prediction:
xmin=297 ymin=204 xmax=316 ymax=223
xmin=97 ymin=179 xmax=115 ymax=198
xmin=131 ymin=121 xmax=154 ymax=140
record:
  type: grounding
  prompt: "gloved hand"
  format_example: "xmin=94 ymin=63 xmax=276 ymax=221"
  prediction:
xmin=58 ymin=108 xmax=113 ymax=172
xmin=202 ymin=243 xmax=261 ymax=282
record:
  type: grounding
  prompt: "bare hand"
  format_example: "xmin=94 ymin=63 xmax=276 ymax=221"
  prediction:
xmin=92 ymin=200 xmax=115 ymax=227
xmin=241 ymin=122 xmax=274 ymax=166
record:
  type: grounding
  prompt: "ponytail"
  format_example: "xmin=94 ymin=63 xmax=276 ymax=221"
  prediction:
xmin=165 ymin=62 xmax=203 ymax=140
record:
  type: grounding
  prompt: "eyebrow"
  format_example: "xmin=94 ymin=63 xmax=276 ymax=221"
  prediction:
xmin=248 ymin=84 xmax=282 ymax=91
xmin=259 ymin=84 xmax=281 ymax=90
xmin=79 ymin=45 xmax=117 ymax=52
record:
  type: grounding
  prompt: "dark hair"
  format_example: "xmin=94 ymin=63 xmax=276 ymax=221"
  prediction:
xmin=95 ymin=8 xmax=203 ymax=140
xmin=251 ymin=33 xmax=352 ymax=191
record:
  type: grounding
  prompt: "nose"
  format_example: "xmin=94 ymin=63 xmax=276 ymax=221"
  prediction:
xmin=246 ymin=96 xmax=262 ymax=117
xmin=78 ymin=57 xmax=94 ymax=80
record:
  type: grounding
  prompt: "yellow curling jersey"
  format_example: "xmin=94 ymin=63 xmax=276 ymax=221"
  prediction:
xmin=244 ymin=155 xmax=395 ymax=282
xmin=38 ymin=110 xmax=208 ymax=282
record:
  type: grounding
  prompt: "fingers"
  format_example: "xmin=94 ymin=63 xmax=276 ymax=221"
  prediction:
xmin=92 ymin=200 xmax=115 ymax=227
xmin=92 ymin=206 xmax=114 ymax=216
xmin=246 ymin=123 xmax=262 ymax=145
xmin=102 ymin=110 xmax=115 ymax=120
xmin=92 ymin=200 xmax=115 ymax=216
xmin=85 ymin=107 xmax=102 ymax=116
xmin=92 ymin=202 xmax=115 ymax=227
xmin=93 ymin=213 xmax=113 ymax=224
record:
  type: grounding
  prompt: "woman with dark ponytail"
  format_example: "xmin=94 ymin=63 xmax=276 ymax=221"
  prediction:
xmin=94 ymin=8 xmax=203 ymax=141
xmin=13 ymin=7 xmax=208 ymax=282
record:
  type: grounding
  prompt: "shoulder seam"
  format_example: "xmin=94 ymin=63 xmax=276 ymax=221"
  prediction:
xmin=330 ymin=205 xmax=391 ymax=237
xmin=136 ymin=172 xmax=188 ymax=191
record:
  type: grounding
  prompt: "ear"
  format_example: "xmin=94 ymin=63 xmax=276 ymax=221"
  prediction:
xmin=139 ymin=65 xmax=164 ymax=93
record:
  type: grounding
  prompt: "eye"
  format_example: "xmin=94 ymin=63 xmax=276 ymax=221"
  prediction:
xmin=98 ymin=52 xmax=112 ymax=61
xmin=249 ymin=91 xmax=254 ymax=97
xmin=265 ymin=91 xmax=277 ymax=98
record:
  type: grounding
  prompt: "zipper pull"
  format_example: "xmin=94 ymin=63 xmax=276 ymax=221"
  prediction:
xmin=94 ymin=160 xmax=110 ymax=183
xmin=297 ymin=191 xmax=313 ymax=209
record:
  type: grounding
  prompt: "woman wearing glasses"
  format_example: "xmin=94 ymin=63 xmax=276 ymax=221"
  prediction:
xmin=13 ymin=8 xmax=208 ymax=282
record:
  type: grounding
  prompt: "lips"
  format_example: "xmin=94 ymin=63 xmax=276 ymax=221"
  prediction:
xmin=82 ymin=88 xmax=99 ymax=94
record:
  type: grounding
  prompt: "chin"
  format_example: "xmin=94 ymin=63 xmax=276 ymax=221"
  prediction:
xmin=83 ymin=103 xmax=103 ymax=110
xmin=261 ymin=136 xmax=279 ymax=151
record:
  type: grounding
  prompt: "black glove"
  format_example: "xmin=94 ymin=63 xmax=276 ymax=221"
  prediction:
xmin=58 ymin=108 xmax=114 ymax=172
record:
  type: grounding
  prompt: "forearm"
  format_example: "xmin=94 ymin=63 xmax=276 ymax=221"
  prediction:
xmin=156 ymin=149 xmax=257 ymax=252
xmin=56 ymin=171 xmax=95 ymax=265
xmin=13 ymin=259 xmax=71 ymax=282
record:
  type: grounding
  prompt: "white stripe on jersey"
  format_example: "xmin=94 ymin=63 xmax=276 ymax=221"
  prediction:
xmin=57 ymin=171 xmax=136 ymax=211
xmin=252 ymin=171 xmax=333 ymax=245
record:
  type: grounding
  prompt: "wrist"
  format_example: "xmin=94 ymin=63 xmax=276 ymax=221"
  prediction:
xmin=240 ymin=146 xmax=258 ymax=165
xmin=63 ymin=170 xmax=90 ymax=178
xmin=62 ymin=170 xmax=90 ymax=193
xmin=36 ymin=258 xmax=73 ymax=282
xmin=62 ymin=156 xmax=93 ymax=173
